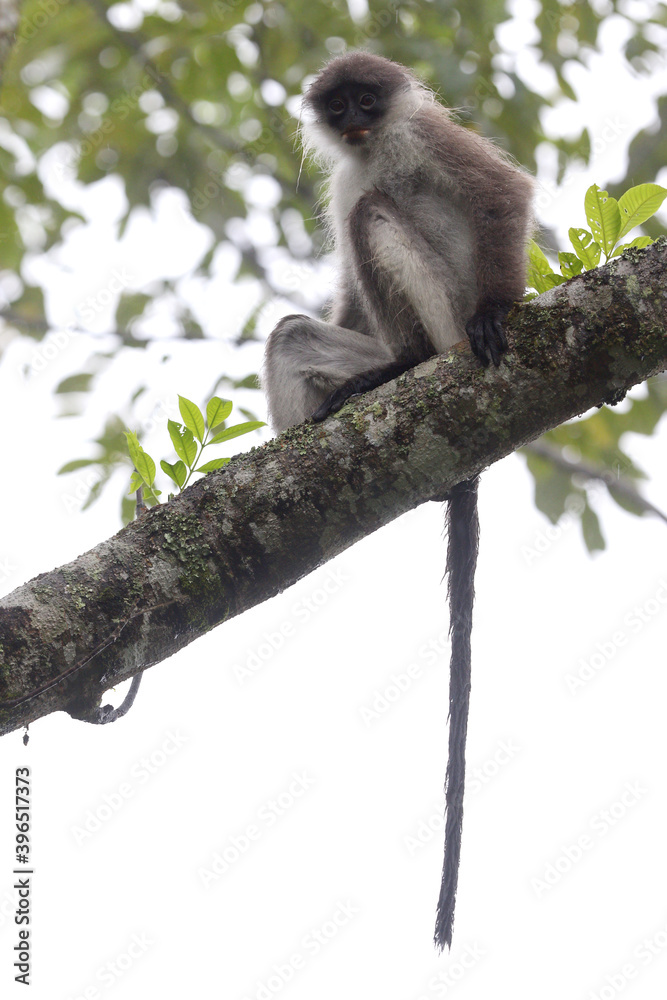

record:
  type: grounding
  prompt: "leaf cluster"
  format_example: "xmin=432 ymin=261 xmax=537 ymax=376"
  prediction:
xmin=2 ymin=0 xmax=665 ymax=347
xmin=124 ymin=395 xmax=265 ymax=512
xmin=528 ymin=183 xmax=667 ymax=294
xmin=523 ymin=181 xmax=667 ymax=551
xmin=524 ymin=358 xmax=667 ymax=553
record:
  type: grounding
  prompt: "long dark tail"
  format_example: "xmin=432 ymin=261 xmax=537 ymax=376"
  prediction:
xmin=434 ymin=476 xmax=480 ymax=950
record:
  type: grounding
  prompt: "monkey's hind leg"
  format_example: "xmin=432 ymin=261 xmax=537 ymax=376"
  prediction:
xmin=262 ymin=314 xmax=393 ymax=432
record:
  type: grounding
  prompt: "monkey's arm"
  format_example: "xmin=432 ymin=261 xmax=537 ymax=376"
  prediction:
xmin=415 ymin=115 xmax=534 ymax=366
xmin=463 ymin=172 xmax=533 ymax=366
xmin=466 ymin=169 xmax=535 ymax=366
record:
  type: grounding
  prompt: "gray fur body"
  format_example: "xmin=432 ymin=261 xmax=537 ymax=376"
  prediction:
xmin=262 ymin=53 xmax=533 ymax=431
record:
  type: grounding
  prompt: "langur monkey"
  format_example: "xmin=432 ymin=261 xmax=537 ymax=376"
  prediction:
xmin=262 ymin=52 xmax=534 ymax=949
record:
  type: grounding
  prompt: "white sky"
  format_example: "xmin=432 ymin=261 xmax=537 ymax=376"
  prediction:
xmin=1 ymin=9 xmax=667 ymax=1000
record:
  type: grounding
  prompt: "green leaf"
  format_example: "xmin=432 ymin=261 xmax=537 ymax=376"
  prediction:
xmin=539 ymin=273 xmax=568 ymax=292
xmin=557 ymin=73 xmax=577 ymax=103
xmin=168 ymin=419 xmax=188 ymax=464
xmin=526 ymin=240 xmax=570 ymax=293
xmin=195 ymin=458 xmax=231 ymax=473
xmin=128 ymin=472 xmax=146 ymax=494
xmin=233 ymin=374 xmax=260 ymax=390
xmin=115 ymin=292 xmax=151 ymax=330
xmin=80 ymin=478 xmax=104 ymax=511
xmin=141 ymin=485 xmax=162 ymax=505
xmin=55 ymin=372 xmax=95 ymax=394
xmin=160 ymin=459 xmax=187 ymax=488
xmin=527 ymin=238 xmax=554 ymax=277
xmin=124 ymin=430 xmax=156 ymax=486
xmin=616 ymin=183 xmax=667 ymax=241
xmin=581 ymin=506 xmax=605 ymax=553
xmin=610 ymin=236 xmax=653 ymax=257
xmin=10 ymin=284 xmax=46 ymax=326
xmin=584 ymin=184 xmax=620 ymax=257
xmin=167 ymin=422 xmax=197 ymax=466
xmin=124 ymin=430 xmax=143 ymax=468
xmin=568 ymin=228 xmax=601 ymax=269
xmin=607 ymin=485 xmax=646 ymax=518
xmin=135 ymin=450 xmax=156 ymax=487
xmin=57 ymin=458 xmax=98 ymax=474
xmin=532 ymin=470 xmax=573 ymax=523
xmin=557 ymin=252 xmax=584 ymax=279
xmin=238 ymin=406 xmax=261 ymax=421
xmin=528 ymin=268 xmax=556 ymax=295
xmin=182 ymin=428 xmax=197 ymax=466
xmin=206 ymin=396 xmax=232 ymax=429
xmin=178 ymin=395 xmax=205 ymax=443
xmin=209 ymin=420 xmax=266 ymax=444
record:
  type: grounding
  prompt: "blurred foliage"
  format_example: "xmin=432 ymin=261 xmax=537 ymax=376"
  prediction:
xmin=610 ymin=96 xmax=667 ymax=239
xmin=523 ymin=376 xmax=667 ymax=551
xmin=0 ymin=0 xmax=665 ymax=534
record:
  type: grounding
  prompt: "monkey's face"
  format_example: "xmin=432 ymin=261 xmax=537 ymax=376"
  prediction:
xmin=302 ymin=54 xmax=412 ymax=159
xmin=310 ymin=83 xmax=390 ymax=148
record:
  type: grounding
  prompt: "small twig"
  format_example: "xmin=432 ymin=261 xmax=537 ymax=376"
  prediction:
xmin=90 ymin=672 xmax=144 ymax=725
xmin=135 ymin=484 xmax=147 ymax=516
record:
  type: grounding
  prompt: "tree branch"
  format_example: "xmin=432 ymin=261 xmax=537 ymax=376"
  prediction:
xmin=1 ymin=240 xmax=666 ymax=736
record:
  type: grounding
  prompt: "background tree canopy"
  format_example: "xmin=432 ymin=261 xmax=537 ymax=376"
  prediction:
xmin=0 ymin=0 xmax=665 ymax=533
xmin=1 ymin=6 xmax=667 ymax=995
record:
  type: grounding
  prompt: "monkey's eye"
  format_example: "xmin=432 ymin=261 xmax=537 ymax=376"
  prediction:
xmin=359 ymin=93 xmax=376 ymax=109
xmin=328 ymin=98 xmax=345 ymax=114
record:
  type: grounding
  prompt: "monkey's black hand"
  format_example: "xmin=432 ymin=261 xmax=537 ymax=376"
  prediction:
xmin=465 ymin=304 xmax=509 ymax=367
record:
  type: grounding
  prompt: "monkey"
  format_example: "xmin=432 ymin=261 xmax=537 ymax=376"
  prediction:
xmin=261 ymin=52 xmax=534 ymax=949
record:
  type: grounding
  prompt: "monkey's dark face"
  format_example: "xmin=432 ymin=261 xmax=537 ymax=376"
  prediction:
xmin=304 ymin=54 xmax=411 ymax=153
xmin=314 ymin=84 xmax=390 ymax=146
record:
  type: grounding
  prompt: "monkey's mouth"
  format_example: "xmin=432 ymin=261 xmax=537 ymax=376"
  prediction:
xmin=342 ymin=127 xmax=371 ymax=142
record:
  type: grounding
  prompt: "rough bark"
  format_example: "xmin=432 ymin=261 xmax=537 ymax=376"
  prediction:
xmin=1 ymin=240 xmax=666 ymax=736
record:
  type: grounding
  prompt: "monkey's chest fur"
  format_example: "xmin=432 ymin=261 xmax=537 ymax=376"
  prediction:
xmin=328 ymin=143 xmax=478 ymax=352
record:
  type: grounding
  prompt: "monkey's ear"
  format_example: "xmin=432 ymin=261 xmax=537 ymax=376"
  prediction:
xmin=465 ymin=304 xmax=509 ymax=367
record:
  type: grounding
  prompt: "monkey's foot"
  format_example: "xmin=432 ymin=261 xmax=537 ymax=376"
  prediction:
xmin=312 ymin=384 xmax=359 ymax=422
xmin=311 ymin=361 xmax=413 ymax=422
xmin=465 ymin=304 xmax=509 ymax=367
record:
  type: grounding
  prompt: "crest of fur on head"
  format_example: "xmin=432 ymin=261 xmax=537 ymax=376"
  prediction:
xmin=299 ymin=51 xmax=432 ymax=166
